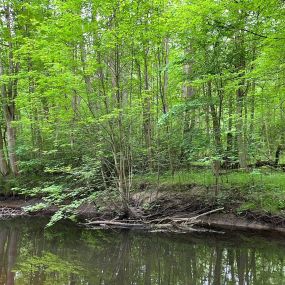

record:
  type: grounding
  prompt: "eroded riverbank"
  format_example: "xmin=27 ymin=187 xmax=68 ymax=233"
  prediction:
xmin=0 ymin=191 xmax=284 ymax=235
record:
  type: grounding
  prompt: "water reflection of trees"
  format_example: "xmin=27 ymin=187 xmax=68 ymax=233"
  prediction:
xmin=0 ymin=220 xmax=284 ymax=285
xmin=0 ymin=226 xmax=19 ymax=285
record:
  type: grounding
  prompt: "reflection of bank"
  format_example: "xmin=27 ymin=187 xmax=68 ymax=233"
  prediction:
xmin=0 ymin=227 xmax=19 ymax=285
xmin=0 ymin=219 xmax=283 ymax=285
xmin=5 ymin=220 xmax=85 ymax=285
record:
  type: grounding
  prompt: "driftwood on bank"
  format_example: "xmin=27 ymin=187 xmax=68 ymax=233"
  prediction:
xmin=0 ymin=207 xmax=26 ymax=219
xmin=84 ymin=220 xmax=146 ymax=228
xmin=83 ymin=207 xmax=224 ymax=232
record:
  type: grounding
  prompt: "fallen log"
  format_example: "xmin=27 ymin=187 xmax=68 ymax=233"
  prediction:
xmin=183 ymin=207 xmax=225 ymax=221
xmin=145 ymin=207 xmax=224 ymax=224
xmin=84 ymin=220 xmax=149 ymax=229
xmin=83 ymin=207 xmax=225 ymax=232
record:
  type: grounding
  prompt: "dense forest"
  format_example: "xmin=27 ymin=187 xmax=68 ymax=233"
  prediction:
xmin=1 ymin=0 xmax=285 ymax=218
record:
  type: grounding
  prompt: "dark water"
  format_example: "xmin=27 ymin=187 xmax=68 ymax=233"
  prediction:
xmin=0 ymin=218 xmax=284 ymax=285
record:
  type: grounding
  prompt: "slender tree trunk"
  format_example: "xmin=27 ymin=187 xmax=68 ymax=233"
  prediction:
xmin=158 ymin=42 xmax=168 ymax=114
xmin=0 ymin=62 xmax=18 ymax=176
xmin=227 ymin=92 xmax=234 ymax=155
xmin=163 ymin=38 xmax=169 ymax=113
xmin=208 ymin=81 xmax=222 ymax=155
xmin=0 ymin=125 xmax=9 ymax=176
xmin=5 ymin=115 xmax=18 ymax=176
xmin=236 ymin=86 xmax=247 ymax=169
xmin=0 ymin=5 xmax=19 ymax=176
xmin=110 ymin=30 xmax=130 ymax=211
xmin=181 ymin=47 xmax=196 ymax=167
xmin=143 ymin=50 xmax=153 ymax=171
xmin=235 ymin=28 xmax=248 ymax=169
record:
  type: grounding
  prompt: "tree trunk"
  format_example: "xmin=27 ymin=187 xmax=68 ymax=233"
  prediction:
xmin=236 ymin=88 xmax=247 ymax=169
xmin=208 ymin=81 xmax=222 ymax=155
xmin=5 ymin=118 xmax=18 ymax=176
xmin=0 ymin=62 xmax=18 ymax=176
xmin=227 ymin=93 xmax=234 ymax=155
xmin=0 ymin=125 xmax=9 ymax=176
xmin=143 ymin=50 xmax=153 ymax=171
xmin=275 ymin=145 xmax=282 ymax=166
xmin=0 ymin=5 xmax=19 ymax=176
xmin=235 ymin=28 xmax=248 ymax=169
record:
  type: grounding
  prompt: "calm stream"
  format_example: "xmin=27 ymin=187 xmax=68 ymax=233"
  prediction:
xmin=0 ymin=218 xmax=284 ymax=284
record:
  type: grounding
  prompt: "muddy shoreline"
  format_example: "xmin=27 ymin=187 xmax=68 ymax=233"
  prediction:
xmin=0 ymin=195 xmax=284 ymax=235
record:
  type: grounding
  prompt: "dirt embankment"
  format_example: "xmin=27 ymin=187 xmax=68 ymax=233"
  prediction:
xmin=131 ymin=191 xmax=285 ymax=234
xmin=0 ymin=191 xmax=284 ymax=235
